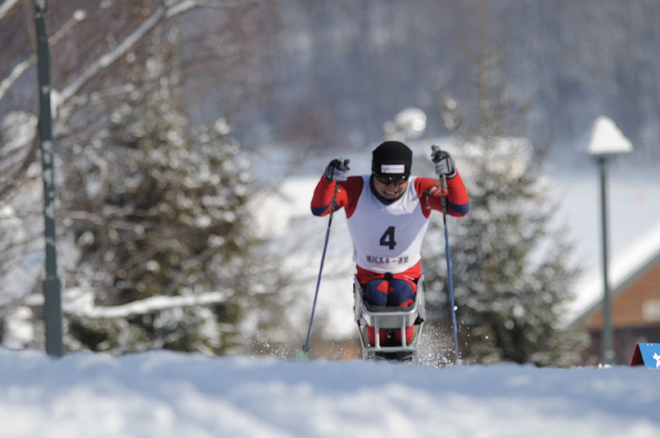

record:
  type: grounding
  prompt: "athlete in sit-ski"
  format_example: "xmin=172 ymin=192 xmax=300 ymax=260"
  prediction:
xmin=311 ymin=141 xmax=469 ymax=347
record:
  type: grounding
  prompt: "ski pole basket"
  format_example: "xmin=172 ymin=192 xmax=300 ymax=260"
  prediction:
xmin=353 ymin=276 xmax=426 ymax=364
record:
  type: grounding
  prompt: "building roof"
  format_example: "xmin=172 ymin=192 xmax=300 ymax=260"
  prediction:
xmin=557 ymin=166 xmax=660 ymax=325
xmin=568 ymin=222 xmax=660 ymax=327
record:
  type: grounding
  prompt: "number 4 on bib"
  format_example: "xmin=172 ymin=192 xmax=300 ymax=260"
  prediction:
xmin=380 ymin=226 xmax=396 ymax=250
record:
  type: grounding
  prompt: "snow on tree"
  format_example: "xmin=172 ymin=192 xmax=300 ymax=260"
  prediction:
xmin=0 ymin=1 xmax=293 ymax=355
xmin=422 ymin=1 xmax=588 ymax=366
xmin=56 ymin=39 xmax=248 ymax=353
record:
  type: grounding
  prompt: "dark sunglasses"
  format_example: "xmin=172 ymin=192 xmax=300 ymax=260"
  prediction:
xmin=374 ymin=173 xmax=408 ymax=185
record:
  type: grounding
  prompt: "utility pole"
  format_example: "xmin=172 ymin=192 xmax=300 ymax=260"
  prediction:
xmin=34 ymin=0 xmax=63 ymax=357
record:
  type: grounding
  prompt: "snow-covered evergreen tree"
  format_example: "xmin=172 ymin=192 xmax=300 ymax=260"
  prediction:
xmin=423 ymin=3 xmax=588 ymax=366
xmin=56 ymin=29 xmax=291 ymax=355
xmin=0 ymin=2 xmax=293 ymax=355
xmin=423 ymin=135 xmax=587 ymax=366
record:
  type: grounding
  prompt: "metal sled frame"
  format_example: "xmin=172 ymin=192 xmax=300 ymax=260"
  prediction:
xmin=353 ymin=276 xmax=426 ymax=364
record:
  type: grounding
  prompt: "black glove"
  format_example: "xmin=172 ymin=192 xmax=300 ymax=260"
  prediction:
xmin=324 ymin=158 xmax=350 ymax=182
xmin=431 ymin=146 xmax=456 ymax=179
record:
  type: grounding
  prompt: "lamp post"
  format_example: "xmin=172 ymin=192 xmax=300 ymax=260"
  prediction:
xmin=587 ymin=116 xmax=632 ymax=365
xmin=34 ymin=0 xmax=63 ymax=357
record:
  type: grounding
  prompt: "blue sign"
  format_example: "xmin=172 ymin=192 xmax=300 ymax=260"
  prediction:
xmin=630 ymin=343 xmax=660 ymax=369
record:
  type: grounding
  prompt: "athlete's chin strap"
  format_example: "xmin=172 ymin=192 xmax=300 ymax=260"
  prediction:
xmin=369 ymin=175 xmax=400 ymax=205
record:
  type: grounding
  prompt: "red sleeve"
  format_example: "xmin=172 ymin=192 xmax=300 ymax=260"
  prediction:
xmin=311 ymin=176 xmax=364 ymax=219
xmin=414 ymin=172 xmax=469 ymax=218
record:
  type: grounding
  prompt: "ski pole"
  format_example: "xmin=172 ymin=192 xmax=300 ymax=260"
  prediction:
xmin=302 ymin=180 xmax=340 ymax=356
xmin=442 ymin=174 xmax=461 ymax=365
xmin=433 ymin=145 xmax=461 ymax=365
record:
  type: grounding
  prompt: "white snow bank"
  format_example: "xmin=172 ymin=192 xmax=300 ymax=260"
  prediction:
xmin=0 ymin=348 xmax=658 ymax=438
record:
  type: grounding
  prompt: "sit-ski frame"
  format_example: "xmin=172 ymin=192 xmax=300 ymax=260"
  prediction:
xmin=353 ymin=276 xmax=426 ymax=364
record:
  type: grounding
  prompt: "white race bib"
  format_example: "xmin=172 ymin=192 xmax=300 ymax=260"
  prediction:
xmin=346 ymin=176 xmax=429 ymax=273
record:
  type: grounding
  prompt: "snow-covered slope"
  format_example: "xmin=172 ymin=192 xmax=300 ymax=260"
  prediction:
xmin=1 ymin=348 xmax=659 ymax=438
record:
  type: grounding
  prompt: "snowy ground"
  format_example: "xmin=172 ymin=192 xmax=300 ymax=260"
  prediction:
xmin=3 ymin=140 xmax=659 ymax=437
xmin=1 ymin=348 xmax=659 ymax=438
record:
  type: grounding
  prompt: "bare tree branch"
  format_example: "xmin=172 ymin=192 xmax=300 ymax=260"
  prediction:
xmin=0 ymin=0 xmax=20 ymax=22
xmin=20 ymin=288 xmax=234 ymax=319
xmin=0 ymin=9 xmax=86 ymax=102
xmin=57 ymin=0 xmax=261 ymax=110
xmin=0 ymin=55 xmax=34 ymax=102
xmin=0 ymin=0 xmax=259 ymax=105
xmin=63 ymin=288 xmax=234 ymax=319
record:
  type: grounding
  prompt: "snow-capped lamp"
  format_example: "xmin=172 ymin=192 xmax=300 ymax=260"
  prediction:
xmin=587 ymin=116 xmax=633 ymax=366
xmin=587 ymin=116 xmax=633 ymax=155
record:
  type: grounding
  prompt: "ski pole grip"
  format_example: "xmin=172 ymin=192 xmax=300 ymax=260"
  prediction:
xmin=431 ymin=145 xmax=442 ymax=167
